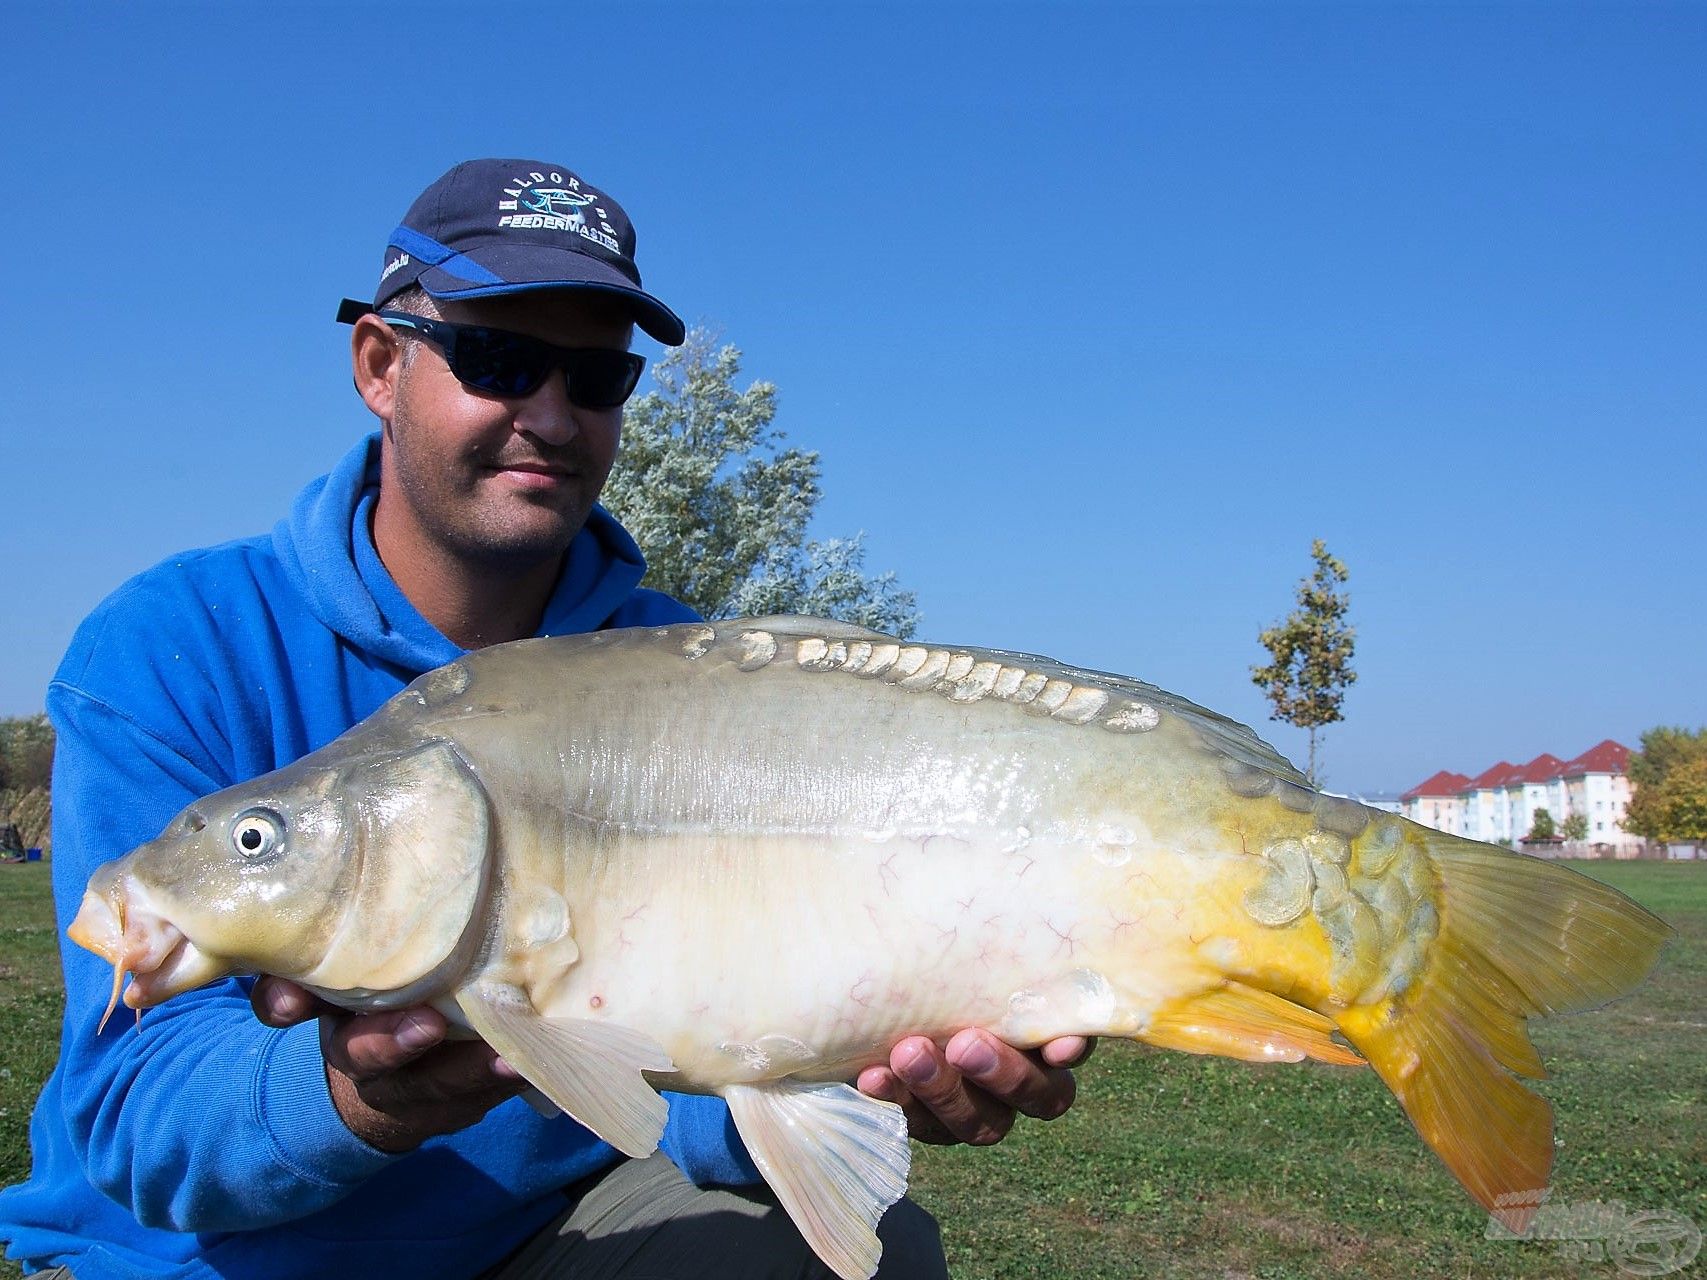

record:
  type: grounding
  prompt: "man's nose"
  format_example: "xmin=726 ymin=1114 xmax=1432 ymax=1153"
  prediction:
xmin=510 ymin=369 xmax=578 ymax=445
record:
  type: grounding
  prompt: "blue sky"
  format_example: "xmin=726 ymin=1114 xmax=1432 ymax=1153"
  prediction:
xmin=1 ymin=3 xmax=1702 ymax=795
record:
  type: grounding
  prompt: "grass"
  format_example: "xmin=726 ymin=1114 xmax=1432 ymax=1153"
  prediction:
xmin=911 ymin=860 xmax=1706 ymax=1278
xmin=1 ymin=863 xmax=64 ymax=1280
xmin=1 ymin=860 xmax=1701 ymax=1278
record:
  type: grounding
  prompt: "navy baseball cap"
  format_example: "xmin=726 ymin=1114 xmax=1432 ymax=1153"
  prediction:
xmin=356 ymin=158 xmax=685 ymax=346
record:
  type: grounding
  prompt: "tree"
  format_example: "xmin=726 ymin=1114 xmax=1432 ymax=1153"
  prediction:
xmin=1250 ymin=539 xmax=1357 ymax=786
xmin=602 ymin=329 xmax=919 ymax=635
xmin=1625 ymin=726 xmax=1707 ymax=845
xmin=1559 ymin=813 xmax=1590 ymax=842
xmin=0 ymin=714 xmax=54 ymax=792
xmin=720 ymin=535 xmax=918 ymax=636
xmin=0 ymin=714 xmax=54 ymax=855
xmin=1526 ymin=807 xmax=1556 ymax=841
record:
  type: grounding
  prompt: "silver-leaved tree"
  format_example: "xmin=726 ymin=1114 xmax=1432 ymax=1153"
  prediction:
xmin=602 ymin=328 xmax=919 ymax=636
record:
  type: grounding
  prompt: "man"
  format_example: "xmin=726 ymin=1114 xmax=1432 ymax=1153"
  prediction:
xmin=0 ymin=159 xmax=1089 ymax=1279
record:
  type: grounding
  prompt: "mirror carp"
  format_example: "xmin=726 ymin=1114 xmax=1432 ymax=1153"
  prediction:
xmin=68 ymin=617 xmax=1671 ymax=1279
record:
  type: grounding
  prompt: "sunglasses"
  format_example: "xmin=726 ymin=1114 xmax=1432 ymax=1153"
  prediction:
xmin=336 ymin=300 xmax=646 ymax=408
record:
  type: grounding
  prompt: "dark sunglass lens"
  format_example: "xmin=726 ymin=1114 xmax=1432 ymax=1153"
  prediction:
xmin=452 ymin=329 xmax=550 ymax=397
xmin=567 ymin=352 xmax=644 ymax=408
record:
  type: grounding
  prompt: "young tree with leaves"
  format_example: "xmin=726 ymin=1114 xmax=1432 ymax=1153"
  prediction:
xmin=601 ymin=329 xmax=919 ymax=635
xmin=1624 ymin=726 xmax=1707 ymax=846
xmin=1559 ymin=813 xmax=1590 ymax=842
xmin=1251 ymin=539 xmax=1357 ymax=786
xmin=1527 ymin=807 xmax=1556 ymax=841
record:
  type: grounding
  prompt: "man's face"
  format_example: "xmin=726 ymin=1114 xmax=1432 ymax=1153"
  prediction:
xmin=378 ymin=292 xmax=634 ymax=570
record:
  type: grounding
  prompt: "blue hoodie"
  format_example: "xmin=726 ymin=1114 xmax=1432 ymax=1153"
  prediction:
xmin=0 ymin=434 xmax=759 ymax=1280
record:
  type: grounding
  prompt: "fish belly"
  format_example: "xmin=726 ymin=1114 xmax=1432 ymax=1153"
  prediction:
xmin=508 ymin=828 xmax=1247 ymax=1092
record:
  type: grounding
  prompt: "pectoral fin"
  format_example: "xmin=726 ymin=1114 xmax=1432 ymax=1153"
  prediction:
xmin=458 ymin=985 xmax=675 ymax=1157
xmin=519 ymin=1086 xmax=559 ymax=1118
xmin=1141 ymin=981 xmax=1366 ymax=1066
xmin=724 ymin=1080 xmax=910 ymax=1280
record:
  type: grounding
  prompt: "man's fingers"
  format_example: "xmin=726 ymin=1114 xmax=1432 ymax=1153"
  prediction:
xmin=323 ymin=1038 xmax=522 ymax=1154
xmin=251 ymin=976 xmax=327 ymax=1028
xmin=364 ymin=1040 xmax=518 ymax=1109
xmin=857 ymin=1065 xmax=956 ymax=1146
xmin=856 ymin=1064 xmax=908 ymax=1106
xmin=317 ymin=1004 xmax=527 ymax=1153
xmin=1040 ymin=1035 xmax=1097 ymax=1071
xmin=890 ymin=1036 xmax=1014 ymax=1146
xmin=945 ymin=1028 xmax=1076 ymax=1121
xmin=324 ymin=1007 xmax=449 ymax=1081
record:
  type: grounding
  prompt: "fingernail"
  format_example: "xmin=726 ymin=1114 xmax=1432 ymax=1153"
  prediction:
xmin=397 ymin=1014 xmax=439 ymax=1052
xmin=492 ymin=1056 xmax=521 ymax=1081
xmin=897 ymin=1046 xmax=937 ymax=1086
xmin=954 ymin=1040 xmax=997 ymax=1077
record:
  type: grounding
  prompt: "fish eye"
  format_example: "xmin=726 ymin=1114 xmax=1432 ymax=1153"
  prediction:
xmin=230 ymin=809 xmax=284 ymax=860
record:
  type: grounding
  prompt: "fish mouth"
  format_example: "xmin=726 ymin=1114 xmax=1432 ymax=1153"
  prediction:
xmin=68 ymin=882 xmax=230 ymax=1030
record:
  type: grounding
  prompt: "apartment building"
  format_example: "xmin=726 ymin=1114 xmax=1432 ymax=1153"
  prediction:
xmin=1399 ymin=770 xmax=1470 ymax=835
xmin=1400 ymin=740 xmax=1637 ymax=852
xmin=1461 ymin=760 xmax=1526 ymax=844
xmin=1504 ymin=752 xmax=1566 ymax=843
xmin=1559 ymin=739 xmax=1634 ymax=848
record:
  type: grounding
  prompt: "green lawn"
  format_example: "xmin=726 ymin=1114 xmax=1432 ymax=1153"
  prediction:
xmin=0 ymin=865 xmax=61 ymax=1197
xmin=911 ymin=860 xmax=1705 ymax=1278
xmin=2 ymin=860 xmax=1702 ymax=1279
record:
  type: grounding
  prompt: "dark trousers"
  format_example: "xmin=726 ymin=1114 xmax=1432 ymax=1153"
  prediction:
xmin=480 ymin=1154 xmax=949 ymax=1279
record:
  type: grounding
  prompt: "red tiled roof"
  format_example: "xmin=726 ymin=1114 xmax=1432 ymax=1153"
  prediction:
xmin=1401 ymin=770 xmax=1471 ymax=801
xmin=1403 ymin=744 xmax=1628 ymax=797
xmin=1560 ymin=739 xmax=1629 ymax=777
xmin=1462 ymin=761 xmax=1522 ymax=792
xmin=1515 ymin=753 xmax=1567 ymax=784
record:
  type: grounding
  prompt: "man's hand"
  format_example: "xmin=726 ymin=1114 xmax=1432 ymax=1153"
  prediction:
xmin=257 ymin=976 xmax=1088 ymax=1152
xmin=856 ymin=1031 xmax=1094 ymax=1145
xmin=252 ymin=977 xmax=526 ymax=1153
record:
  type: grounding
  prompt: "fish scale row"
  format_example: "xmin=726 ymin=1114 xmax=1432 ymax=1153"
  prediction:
xmin=707 ymin=626 xmax=1165 ymax=734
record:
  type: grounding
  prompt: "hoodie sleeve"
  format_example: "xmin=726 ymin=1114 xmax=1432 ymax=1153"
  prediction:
xmin=45 ymin=683 xmax=398 ymax=1233
xmin=659 ymin=1093 xmax=762 ymax=1187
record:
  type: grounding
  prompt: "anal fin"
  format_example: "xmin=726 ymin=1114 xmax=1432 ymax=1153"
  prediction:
xmin=458 ymin=985 xmax=674 ymax=1157
xmin=725 ymin=1079 xmax=910 ymax=1280
xmin=1141 ymin=981 xmax=1366 ymax=1066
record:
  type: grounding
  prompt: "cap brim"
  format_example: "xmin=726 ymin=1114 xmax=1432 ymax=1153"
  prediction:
xmin=415 ymin=244 xmax=685 ymax=346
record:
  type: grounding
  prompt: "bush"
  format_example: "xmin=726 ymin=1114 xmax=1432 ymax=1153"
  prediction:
xmin=0 ymin=715 xmax=54 ymax=793
xmin=0 ymin=786 xmax=51 ymax=857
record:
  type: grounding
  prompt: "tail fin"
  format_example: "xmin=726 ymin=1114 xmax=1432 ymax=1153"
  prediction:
xmin=1335 ymin=834 xmax=1671 ymax=1232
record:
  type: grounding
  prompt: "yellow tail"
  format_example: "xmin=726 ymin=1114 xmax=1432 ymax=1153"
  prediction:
xmin=1335 ymin=833 xmax=1671 ymax=1231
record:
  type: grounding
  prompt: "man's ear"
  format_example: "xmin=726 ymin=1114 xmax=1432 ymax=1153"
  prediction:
xmin=352 ymin=315 xmax=402 ymax=420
